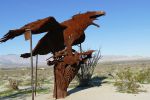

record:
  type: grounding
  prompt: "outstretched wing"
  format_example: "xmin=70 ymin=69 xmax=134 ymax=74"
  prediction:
xmin=21 ymin=31 xmax=65 ymax=58
xmin=0 ymin=17 xmax=65 ymax=43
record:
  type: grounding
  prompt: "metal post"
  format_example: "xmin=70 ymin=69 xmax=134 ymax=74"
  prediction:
xmin=79 ymin=43 xmax=82 ymax=53
xmin=54 ymin=65 xmax=57 ymax=99
xmin=26 ymin=29 xmax=34 ymax=100
xmin=35 ymin=55 xmax=38 ymax=96
xmin=79 ymin=44 xmax=84 ymax=80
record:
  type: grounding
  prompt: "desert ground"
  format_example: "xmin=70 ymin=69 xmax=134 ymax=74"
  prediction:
xmin=0 ymin=60 xmax=150 ymax=100
xmin=26 ymin=84 xmax=150 ymax=100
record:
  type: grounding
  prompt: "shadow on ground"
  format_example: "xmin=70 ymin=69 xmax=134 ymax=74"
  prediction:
xmin=0 ymin=89 xmax=30 ymax=100
xmin=0 ymin=88 xmax=48 ymax=100
xmin=0 ymin=77 xmax=107 ymax=99
xmin=68 ymin=76 xmax=107 ymax=95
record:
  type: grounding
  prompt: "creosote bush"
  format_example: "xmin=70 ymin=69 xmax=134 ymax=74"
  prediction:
xmin=114 ymin=68 xmax=149 ymax=94
xmin=136 ymin=68 xmax=150 ymax=84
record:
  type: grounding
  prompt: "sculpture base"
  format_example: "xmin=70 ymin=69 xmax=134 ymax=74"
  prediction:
xmin=53 ymin=62 xmax=80 ymax=99
xmin=48 ymin=50 xmax=94 ymax=99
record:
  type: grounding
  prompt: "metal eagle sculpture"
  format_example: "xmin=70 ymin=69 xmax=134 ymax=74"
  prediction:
xmin=0 ymin=11 xmax=105 ymax=63
xmin=0 ymin=10 xmax=105 ymax=99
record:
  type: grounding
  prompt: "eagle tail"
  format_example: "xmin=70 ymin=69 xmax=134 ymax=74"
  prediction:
xmin=20 ymin=53 xmax=31 ymax=58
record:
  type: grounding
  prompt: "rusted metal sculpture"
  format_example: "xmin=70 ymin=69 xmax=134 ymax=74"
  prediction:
xmin=0 ymin=10 xmax=105 ymax=99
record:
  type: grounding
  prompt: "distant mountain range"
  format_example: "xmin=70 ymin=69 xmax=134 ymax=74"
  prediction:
xmin=101 ymin=55 xmax=150 ymax=62
xmin=0 ymin=54 xmax=50 ymax=68
xmin=0 ymin=54 xmax=150 ymax=68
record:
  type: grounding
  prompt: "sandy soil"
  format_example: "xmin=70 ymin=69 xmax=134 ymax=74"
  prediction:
xmin=26 ymin=84 xmax=150 ymax=100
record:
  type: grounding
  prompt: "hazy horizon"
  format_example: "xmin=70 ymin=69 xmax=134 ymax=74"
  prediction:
xmin=0 ymin=53 xmax=150 ymax=58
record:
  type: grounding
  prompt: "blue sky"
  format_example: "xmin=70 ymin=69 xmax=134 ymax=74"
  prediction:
xmin=0 ymin=0 xmax=150 ymax=56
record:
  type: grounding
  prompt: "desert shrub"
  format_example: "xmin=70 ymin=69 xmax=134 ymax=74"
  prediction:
xmin=114 ymin=68 xmax=142 ymax=93
xmin=135 ymin=68 xmax=150 ymax=84
xmin=8 ymin=78 xmax=20 ymax=90
xmin=76 ymin=49 xmax=102 ymax=87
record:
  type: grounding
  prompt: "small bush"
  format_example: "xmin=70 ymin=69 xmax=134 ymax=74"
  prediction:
xmin=135 ymin=68 xmax=150 ymax=84
xmin=8 ymin=79 xmax=20 ymax=90
xmin=114 ymin=68 xmax=142 ymax=93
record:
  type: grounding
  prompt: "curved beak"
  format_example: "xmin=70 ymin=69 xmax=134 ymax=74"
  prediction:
xmin=90 ymin=11 xmax=106 ymax=19
xmin=95 ymin=11 xmax=106 ymax=16
xmin=90 ymin=11 xmax=105 ymax=28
